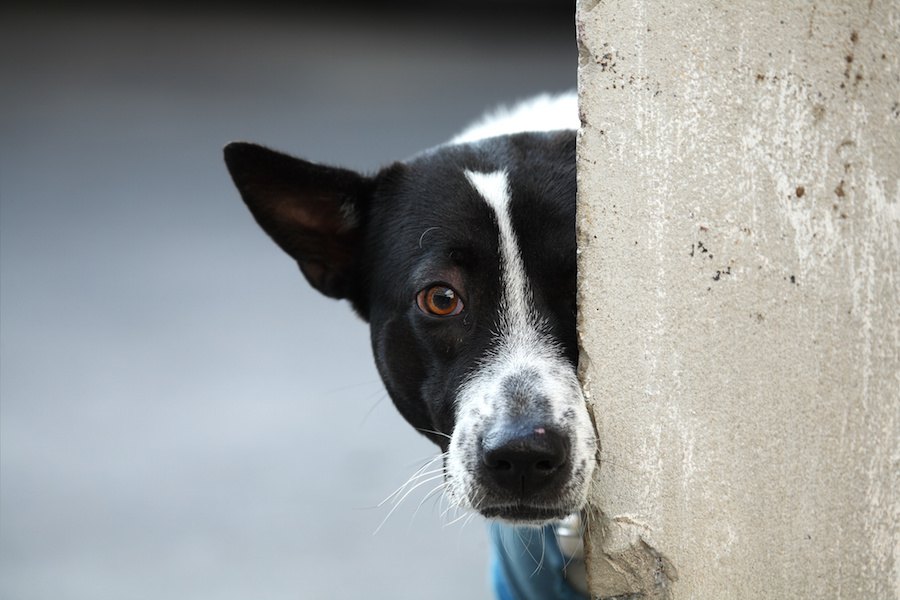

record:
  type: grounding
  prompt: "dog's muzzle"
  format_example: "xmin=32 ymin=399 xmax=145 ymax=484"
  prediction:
xmin=446 ymin=354 xmax=595 ymax=524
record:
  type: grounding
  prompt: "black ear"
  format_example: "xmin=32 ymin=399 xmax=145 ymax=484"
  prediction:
xmin=224 ymin=142 xmax=373 ymax=304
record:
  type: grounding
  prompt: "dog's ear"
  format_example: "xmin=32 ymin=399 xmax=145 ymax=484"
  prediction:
xmin=224 ymin=142 xmax=373 ymax=302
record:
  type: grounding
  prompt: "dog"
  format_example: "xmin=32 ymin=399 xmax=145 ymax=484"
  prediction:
xmin=224 ymin=92 xmax=595 ymax=598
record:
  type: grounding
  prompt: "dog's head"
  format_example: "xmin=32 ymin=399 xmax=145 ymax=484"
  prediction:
xmin=224 ymin=131 xmax=595 ymax=524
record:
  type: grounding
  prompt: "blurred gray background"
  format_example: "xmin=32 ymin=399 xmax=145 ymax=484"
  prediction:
xmin=0 ymin=3 xmax=575 ymax=598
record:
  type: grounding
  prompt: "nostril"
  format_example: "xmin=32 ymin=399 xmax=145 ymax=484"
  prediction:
xmin=484 ymin=453 xmax=514 ymax=471
xmin=535 ymin=459 xmax=555 ymax=472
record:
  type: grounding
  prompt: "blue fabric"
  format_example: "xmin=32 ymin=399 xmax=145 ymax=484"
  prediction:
xmin=489 ymin=523 xmax=588 ymax=600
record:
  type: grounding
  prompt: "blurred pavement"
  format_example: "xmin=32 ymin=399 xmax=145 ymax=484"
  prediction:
xmin=0 ymin=6 xmax=575 ymax=599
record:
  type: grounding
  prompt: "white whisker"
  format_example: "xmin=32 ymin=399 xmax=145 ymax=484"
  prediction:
xmin=377 ymin=454 xmax=447 ymax=508
xmin=515 ymin=527 xmax=539 ymax=568
xmin=377 ymin=467 xmax=446 ymax=506
xmin=373 ymin=473 xmax=446 ymax=535
xmin=414 ymin=427 xmax=452 ymax=440
xmin=443 ymin=509 xmax=474 ymax=528
xmin=440 ymin=500 xmax=458 ymax=520
xmin=411 ymin=481 xmax=448 ymax=523
xmin=530 ymin=526 xmax=546 ymax=576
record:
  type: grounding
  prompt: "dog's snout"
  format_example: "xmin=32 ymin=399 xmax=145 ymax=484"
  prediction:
xmin=480 ymin=424 xmax=568 ymax=495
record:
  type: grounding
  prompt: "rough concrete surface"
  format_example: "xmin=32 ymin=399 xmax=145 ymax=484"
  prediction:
xmin=576 ymin=1 xmax=899 ymax=598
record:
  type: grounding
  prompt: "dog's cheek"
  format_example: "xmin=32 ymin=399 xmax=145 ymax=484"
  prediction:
xmin=418 ymin=377 xmax=458 ymax=445
xmin=445 ymin=427 xmax=478 ymax=510
xmin=371 ymin=316 xmax=441 ymax=437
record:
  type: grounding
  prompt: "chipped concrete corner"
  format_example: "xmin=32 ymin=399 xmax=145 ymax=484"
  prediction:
xmin=575 ymin=1 xmax=899 ymax=598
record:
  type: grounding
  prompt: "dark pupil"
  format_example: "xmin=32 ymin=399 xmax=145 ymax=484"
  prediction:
xmin=432 ymin=288 xmax=455 ymax=310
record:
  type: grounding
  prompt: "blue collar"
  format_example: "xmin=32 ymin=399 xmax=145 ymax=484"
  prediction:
xmin=489 ymin=520 xmax=589 ymax=600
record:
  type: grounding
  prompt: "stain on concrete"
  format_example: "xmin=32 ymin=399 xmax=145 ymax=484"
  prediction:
xmin=690 ymin=240 xmax=713 ymax=260
xmin=812 ymin=103 xmax=826 ymax=123
xmin=835 ymin=180 xmax=846 ymax=197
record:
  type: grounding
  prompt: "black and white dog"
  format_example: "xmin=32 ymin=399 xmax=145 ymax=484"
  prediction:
xmin=224 ymin=93 xmax=595 ymax=598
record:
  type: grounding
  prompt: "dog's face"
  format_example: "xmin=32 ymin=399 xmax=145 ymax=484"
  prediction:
xmin=225 ymin=130 xmax=595 ymax=524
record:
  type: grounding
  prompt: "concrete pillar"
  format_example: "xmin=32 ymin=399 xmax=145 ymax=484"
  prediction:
xmin=575 ymin=2 xmax=899 ymax=598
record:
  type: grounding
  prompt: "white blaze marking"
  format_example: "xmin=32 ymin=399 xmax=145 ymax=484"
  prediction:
xmin=464 ymin=169 xmax=536 ymax=338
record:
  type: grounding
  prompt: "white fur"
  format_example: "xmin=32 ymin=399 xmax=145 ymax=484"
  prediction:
xmin=445 ymin=169 xmax=596 ymax=520
xmin=463 ymin=169 xmax=532 ymax=336
xmin=449 ymin=92 xmax=578 ymax=144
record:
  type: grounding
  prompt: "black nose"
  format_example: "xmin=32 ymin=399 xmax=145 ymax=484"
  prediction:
xmin=480 ymin=424 xmax=569 ymax=496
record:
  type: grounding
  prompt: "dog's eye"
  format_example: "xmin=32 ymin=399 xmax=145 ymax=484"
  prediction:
xmin=417 ymin=285 xmax=464 ymax=317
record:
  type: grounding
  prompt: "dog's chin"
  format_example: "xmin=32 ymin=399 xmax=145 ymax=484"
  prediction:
xmin=479 ymin=504 xmax=573 ymax=525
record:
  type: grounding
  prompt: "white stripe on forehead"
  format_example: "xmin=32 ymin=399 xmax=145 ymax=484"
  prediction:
xmin=464 ymin=170 xmax=510 ymax=213
xmin=464 ymin=169 xmax=534 ymax=334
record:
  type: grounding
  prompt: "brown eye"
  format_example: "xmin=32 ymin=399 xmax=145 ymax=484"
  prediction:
xmin=416 ymin=285 xmax=464 ymax=317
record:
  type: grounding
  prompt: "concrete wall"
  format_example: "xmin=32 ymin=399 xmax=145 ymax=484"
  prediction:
xmin=575 ymin=2 xmax=899 ymax=598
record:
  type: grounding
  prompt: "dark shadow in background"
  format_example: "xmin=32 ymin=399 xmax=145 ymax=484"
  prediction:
xmin=0 ymin=3 xmax=575 ymax=598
